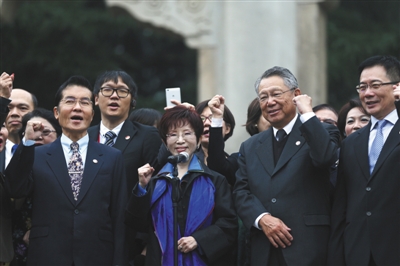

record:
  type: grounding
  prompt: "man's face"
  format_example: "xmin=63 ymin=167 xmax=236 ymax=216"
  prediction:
xmin=95 ymin=77 xmax=132 ymax=122
xmin=54 ymin=85 xmax=94 ymax=141
xmin=359 ymin=65 xmax=396 ymax=120
xmin=6 ymin=89 xmax=35 ymax=135
xmin=258 ymin=76 xmax=299 ymax=129
xmin=315 ymin=109 xmax=338 ymax=126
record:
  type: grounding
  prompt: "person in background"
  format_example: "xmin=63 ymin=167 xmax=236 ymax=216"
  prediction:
xmin=234 ymin=66 xmax=339 ymax=265
xmin=128 ymin=108 xmax=162 ymax=128
xmin=337 ymin=98 xmax=370 ymax=140
xmin=4 ymin=76 xmax=128 ymax=265
xmin=125 ymin=105 xmax=237 ymax=266
xmin=313 ymin=103 xmax=338 ymax=126
xmin=329 ymin=55 xmax=400 ymax=265
xmin=244 ymin=97 xmax=270 ymax=136
xmin=1 ymin=88 xmax=37 ymax=172
xmin=10 ymin=108 xmax=61 ymax=266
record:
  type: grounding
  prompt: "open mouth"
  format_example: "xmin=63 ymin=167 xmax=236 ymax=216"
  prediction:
xmin=71 ymin=115 xmax=83 ymax=121
xmin=202 ymin=129 xmax=209 ymax=136
xmin=108 ymin=102 xmax=119 ymax=108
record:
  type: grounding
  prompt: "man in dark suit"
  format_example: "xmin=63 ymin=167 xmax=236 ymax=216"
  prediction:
xmin=233 ymin=66 xmax=339 ymax=265
xmin=0 ymin=72 xmax=13 ymax=265
xmin=87 ymin=70 xmax=161 ymax=263
xmin=328 ymin=55 xmax=400 ymax=265
xmin=4 ymin=76 xmax=128 ymax=265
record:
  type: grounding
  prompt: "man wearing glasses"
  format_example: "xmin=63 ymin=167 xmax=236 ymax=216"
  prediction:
xmin=233 ymin=66 xmax=340 ymax=265
xmin=329 ymin=55 xmax=400 ymax=265
xmin=4 ymin=76 xmax=128 ymax=265
xmin=88 ymin=70 xmax=161 ymax=263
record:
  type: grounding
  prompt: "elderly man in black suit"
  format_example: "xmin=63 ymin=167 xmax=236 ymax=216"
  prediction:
xmin=328 ymin=55 xmax=400 ymax=265
xmin=4 ymin=76 xmax=128 ymax=265
xmin=233 ymin=66 xmax=339 ymax=265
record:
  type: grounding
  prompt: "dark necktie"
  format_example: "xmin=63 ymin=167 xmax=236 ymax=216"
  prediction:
xmin=276 ymin=129 xmax=287 ymax=142
xmin=369 ymin=120 xmax=388 ymax=174
xmin=104 ymin=131 xmax=117 ymax=147
xmin=68 ymin=142 xmax=84 ymax=201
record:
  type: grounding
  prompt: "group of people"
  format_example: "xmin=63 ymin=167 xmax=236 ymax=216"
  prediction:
xmin=0 ymin=54 xmax=400 ymax=266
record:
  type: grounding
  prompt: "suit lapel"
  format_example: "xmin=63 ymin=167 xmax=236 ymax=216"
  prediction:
xmin=46 ymin=139 xmax=76 ymax=205
xmin=113 ymin=120 xmax=137 ymax=152
xmin=0 ymin=150 xmax=5 ymax=172
xmin=88 ymin=124 xmax=100 ymax=142
xmin=353 ymin=124 xmax=371 ymax=181
xmin=256 ymin=130 xmax=274 ymax=176
xmin=273 ymin=118 xmax=305 ymax=176
xmin=76 ymin=140 xmax=103 ymax=205
xmin=371 ymin=119 xmax=400 ymax=177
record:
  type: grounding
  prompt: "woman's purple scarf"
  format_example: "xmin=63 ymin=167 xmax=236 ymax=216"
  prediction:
xmin=151 ymin=163 xmax=215 ymax=266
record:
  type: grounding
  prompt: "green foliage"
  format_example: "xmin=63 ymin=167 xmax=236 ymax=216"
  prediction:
xmin=1 ymin=0 xmax=197 ymax=124
xmin=327 ymin=0 xmax=400 ymax=110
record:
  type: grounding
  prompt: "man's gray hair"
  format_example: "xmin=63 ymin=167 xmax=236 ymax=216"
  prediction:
xmin=254 ymin=66 xmax=299 ymax=94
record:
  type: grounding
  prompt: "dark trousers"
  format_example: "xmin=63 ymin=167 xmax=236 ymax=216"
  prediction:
xmin=268 ymin=246 xmax=287 ymax=266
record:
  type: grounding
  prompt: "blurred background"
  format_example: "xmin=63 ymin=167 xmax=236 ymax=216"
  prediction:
xmin=1 ymin=0 xmax=399 ymax=151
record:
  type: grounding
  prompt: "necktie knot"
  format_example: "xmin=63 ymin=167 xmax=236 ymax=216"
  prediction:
xmin=70 ymin=142 xmax=79 ymax=152
xmin=104 ymin=131 xmax=117 ymax=146
xmin=276 ymin=129 xmax=287 ymax=142
xmin=375 ymin=119 xmax=388 ymax=130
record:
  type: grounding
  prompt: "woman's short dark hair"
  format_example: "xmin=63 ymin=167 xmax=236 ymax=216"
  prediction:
xmin=19 ymin=108 xmax=62 ymax=140
xmin=337 ymin=98 xmax=368 ymax=139
xmin=245 ymin=98 xmax=262 ymax=136
xmin=195 ymin=99 xmax=235 ymax=141
xmin=158 ymin=106 xmax=203 ymax=144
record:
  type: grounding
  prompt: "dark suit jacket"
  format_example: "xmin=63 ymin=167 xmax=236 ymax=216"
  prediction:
xmin=88 ymin=120 xmax=161 ymax=192
xmin=233 ymin=116 xmax=339 ymax=265
xmin=328 ymin=117 xmax=400 ymax=265
xmin=4 ymin=138 xmax=128 ymax=266
xmin=0 ymin=97 xmax=13 ymax=262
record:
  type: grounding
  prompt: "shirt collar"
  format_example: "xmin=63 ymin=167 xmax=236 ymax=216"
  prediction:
xmin=370 ymin=109 xmax=398 ymax=132
xmin=273 ymin=113 xmax=298 ymax=137
xmin=100 ymin=121 xmax=124 ymax=137
xmin=61 ymin=133 xmax=89 ymax=153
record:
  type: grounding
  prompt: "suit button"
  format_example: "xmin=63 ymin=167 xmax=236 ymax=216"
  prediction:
xmin=271 ymin=198 xmax=277 ymax=203
xmin=366 ymin=211 xmax=371 ymax=216
xmin=74 ymin=209 xmax=79 ymax=215
xmin=366 ymin=187 xmax=371 ymax=191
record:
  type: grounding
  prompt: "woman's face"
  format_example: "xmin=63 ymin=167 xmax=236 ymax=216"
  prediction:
xmin=165 ymin=123 xmax=200 ymax=160
xmin=29 ymin=117 xmax=58 ymax=145
xmin=345 ymin=107 xmax=370 ymax=136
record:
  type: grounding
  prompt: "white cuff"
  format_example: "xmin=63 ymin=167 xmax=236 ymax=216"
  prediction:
xmin=254 ymin=212 xmax=271 ymax=230
xmin=300 ymin=112 xmax=315 ymax=123
xmin=211 ymin=117 xmax=223 ymax=127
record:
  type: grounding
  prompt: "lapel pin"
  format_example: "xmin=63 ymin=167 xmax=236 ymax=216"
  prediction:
xmin=93 ymin=159 xmax=98 ymax=164
xmin=295 ymin=141 xmax=301 ymax=146
xmin=125 ymin=136 xmax=130 ymax=140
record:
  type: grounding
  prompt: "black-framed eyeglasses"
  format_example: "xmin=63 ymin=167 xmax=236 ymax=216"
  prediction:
xmin=60 ymin=97 xmax=92 ymax=107
xmin=258 ymin=88 xmax=294 ymax=103
xmin=200 ymin=115 xmax=213 ymax=123
xmin=356 ymin=81 xmax=399 ymax=93
xmin=100 ymin=87 xmax=130 ymax=98
xmin=41 ymin=130 xmax=57 ymax=136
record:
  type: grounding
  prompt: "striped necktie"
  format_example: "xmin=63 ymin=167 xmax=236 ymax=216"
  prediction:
xmin=104 ymin=131 xmax=117 ymax=147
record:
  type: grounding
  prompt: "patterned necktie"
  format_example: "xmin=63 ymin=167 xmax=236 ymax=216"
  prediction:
xmin=68 ymin=142 xmax=84 ymax=201
xmin=369 ymin=120 xmax=388 ymax=174
xmin=104 ymin=131 xmax=117 ymax=146
xmin=276 ymin=129 xmax=287 ymax=142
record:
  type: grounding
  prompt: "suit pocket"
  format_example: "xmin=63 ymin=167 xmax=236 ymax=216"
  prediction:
xmin=30 ymin=226 xmax=49 ymax=238
xmin=303 ymin=214 xmax=330 ymax=226
xmin=98 ymin=229 xmax=114 ymax=243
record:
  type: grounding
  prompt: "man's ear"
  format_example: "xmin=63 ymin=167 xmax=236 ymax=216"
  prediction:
xmin=94 ymin=95 xmax=99 ymax=106
xmin=294 ymin=88 xmax=301 ymax=96
xmin=53 ymin=106 xmax=59 ymax=119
